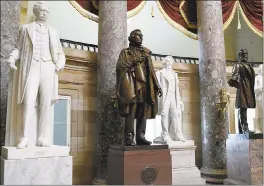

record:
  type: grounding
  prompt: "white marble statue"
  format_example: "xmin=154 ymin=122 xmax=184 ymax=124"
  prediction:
xmin=254 ymin=64 xmax=263 ymax=133
xmin=154 ymin=56 xmax=186 ymax=144
xmin=5 ymin=1 xmax=65 ymax=148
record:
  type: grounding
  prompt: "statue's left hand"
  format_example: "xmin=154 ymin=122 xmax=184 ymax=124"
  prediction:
xmin=55 ymin=64 xmax=63 ymax=71
xmin=158 ymin=88 xmax=163 ymax=97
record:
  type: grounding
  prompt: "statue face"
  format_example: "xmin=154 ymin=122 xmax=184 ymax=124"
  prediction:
xmin=238 ymin=49 xmax=248 ymax=62
xmin=163 ymin=56 xmax=174 ymax=69
xmin=129 ymin=30 xmax=143 ymax=45
xmin=34 ymin=4 xmax=49 ymax=22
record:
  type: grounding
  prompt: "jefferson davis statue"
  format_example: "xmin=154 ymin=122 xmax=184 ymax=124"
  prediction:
xmin=116 ymin=29 xmax=162 ymax=146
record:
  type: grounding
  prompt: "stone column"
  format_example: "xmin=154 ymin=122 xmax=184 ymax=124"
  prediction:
xmin=197 ymin=1 xmax=228 ymax=184
xmin=0 ymin=1 xmax=20 ymax=146
xmin=92 ymin=1 xmax=127 ymax=184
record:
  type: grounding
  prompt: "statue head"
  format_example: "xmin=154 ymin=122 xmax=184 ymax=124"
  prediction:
xmin=128 ymin=29 xmax=143 ymax=47
xmin=33 ymin=1 xmax=50 ymax=22
xmin=257 ymin=64 xmax=263 ymax=75
xmin=162 ymin=56 xmax=174 ymax=70
xmin=238 ymin=48 xmax=248 ymax=62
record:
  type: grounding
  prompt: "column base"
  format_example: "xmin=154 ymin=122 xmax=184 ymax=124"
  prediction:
xmin=200 ymin=168 xmax=227 ymax=184
xmin=0 ymin=146 xmax=72 ymax=185
xmin=92 ymin=177 xmax=107 ymax=185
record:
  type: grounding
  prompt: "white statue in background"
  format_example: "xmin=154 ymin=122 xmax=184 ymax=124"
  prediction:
xmin=6 ymin=1 xmax=65 ymax=148
xmin=154 ymin=56 xmax=186 ymax=144
xmin=254 ymin=64 xmax=263 ymax=133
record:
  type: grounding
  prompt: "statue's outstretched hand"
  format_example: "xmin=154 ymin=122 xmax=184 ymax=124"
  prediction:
xmin=6 ymin=56 xmax=17 ymax=71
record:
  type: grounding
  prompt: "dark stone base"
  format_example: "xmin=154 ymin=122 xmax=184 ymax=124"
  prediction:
xmin=110 ymin=144 xmax=168 ymax=151
xmin=107 ymin=144 xmax=171 ymax=185
xmin=223 ymin=178 xmax=247 ymax=185
xmin=200 ymin=168 xmax=227 ymax=184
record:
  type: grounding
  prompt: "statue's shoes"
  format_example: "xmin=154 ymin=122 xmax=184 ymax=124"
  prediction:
xmin=124 ymin=133 xmax=136 ymax=146
xmin=163 ymin=134 xmax=172 ymax=143
xmin=136 ymin=133 xmax=152 ymax=146
xmin=17 ymin=138 xmax=28 ymax=149
xmin=38 ymin=137 xmax=51 ymax=147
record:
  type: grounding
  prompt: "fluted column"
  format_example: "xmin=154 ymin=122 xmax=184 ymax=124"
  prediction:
xmin=92 ymin=1 xmax=127 ymax=184
xmin=0 ymin=1 xmax=20 ymax=146
xmin=197 ymin=1 xmax=228 ymax=184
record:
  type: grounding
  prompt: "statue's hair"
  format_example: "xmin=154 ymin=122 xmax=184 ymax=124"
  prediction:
xmin=33 ymin=1 xmax=49 ymax=15
xmin=162 ymin=56 xmax=174 ymax=63
xmin=128 ymin=29 xmax=142 ymax=43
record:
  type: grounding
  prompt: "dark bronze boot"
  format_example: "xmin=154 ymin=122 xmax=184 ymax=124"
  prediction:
xmin=124 ymin=133 xmax=136 ymax=146
xmin=241 ymin=123 xmax=254 ymax=134
xmin=136 ymin=132 xmax=152 ymax=146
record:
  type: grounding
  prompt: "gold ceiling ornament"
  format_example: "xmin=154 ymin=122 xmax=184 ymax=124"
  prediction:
xmin=68 ymin=0 xmax=146 ymax=23
xmin=151 ymin=5 xmax=154 ymax=18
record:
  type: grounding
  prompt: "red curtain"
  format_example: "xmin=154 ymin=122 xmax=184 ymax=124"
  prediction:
xmin=158 ymin=0 xmax=197 ymax=34
xmin=222 ymin=0 xmax=237 ymax=24
xmin=239 ymin=0 xmax=263 ymax=33
xmin=158 ymin=0 xmax=263 ymax=38
xmin=75 ymin=0 xmax=143 ymax=16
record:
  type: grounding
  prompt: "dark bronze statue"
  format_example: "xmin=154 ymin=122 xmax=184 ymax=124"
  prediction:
xmin=228 ymin=49 xmax=256 ymax=134
xmin=116 ymin=29 xmax=162 ymax=146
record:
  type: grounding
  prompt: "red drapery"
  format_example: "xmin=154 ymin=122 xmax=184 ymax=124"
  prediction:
xmin=74 ymin=0 xmax=143 ymax=16
xmin=157 ymin=0 xmax=263 ymax=39
xmin=239 ymin=0 xmax=263 ymax=34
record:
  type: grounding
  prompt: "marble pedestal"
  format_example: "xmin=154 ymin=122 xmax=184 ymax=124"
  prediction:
xmin=169 ymin=140 xmax=205 ymax=185
xmin=224 ymin=134 xmax=263 ymax=185
xmin=0 ymin=146 xmax=72 ymax=185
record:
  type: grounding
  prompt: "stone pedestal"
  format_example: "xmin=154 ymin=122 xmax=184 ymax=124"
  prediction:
xmin=107 ymin=145 xmax=171 ymax=185
xmin=224 ymin=134 xmax=263 ymax=185
xmin=0 ymin=146 xmax=72 ymax=185
xmin=169 ymin=141 xmax=205 ymax=185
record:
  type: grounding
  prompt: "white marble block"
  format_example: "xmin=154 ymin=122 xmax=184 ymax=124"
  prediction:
xmin=0 ymin=146 xmax=72 ymax=185
xmin=169 ymin=140 xmax=206 ymax=185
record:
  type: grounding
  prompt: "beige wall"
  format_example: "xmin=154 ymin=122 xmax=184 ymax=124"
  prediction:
xmin=60 ymin=48 xmax=97 ymax=185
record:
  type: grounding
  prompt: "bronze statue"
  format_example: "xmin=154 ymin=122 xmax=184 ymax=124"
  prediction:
xmin=116 ymin=29 xmax=162 ymax=146
xmin=228 ymin=49 xmax=256 ymax=134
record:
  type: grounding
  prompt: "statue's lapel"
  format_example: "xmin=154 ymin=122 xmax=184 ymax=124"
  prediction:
xmin=27 ymin=22 xmax=35 ymax=45
xmin=161 ymin=69 xmax=170 ymax=81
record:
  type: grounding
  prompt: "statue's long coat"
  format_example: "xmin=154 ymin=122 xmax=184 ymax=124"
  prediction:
xmin=230 ymin=62 xmax=256 ymax=109
xmin=8 ymin=22 xmax=65 ymax=105
xmin=5 ymin=22 xmax=65 ymax=146
xmin=116 ymin=46 xmax=161 ymax=119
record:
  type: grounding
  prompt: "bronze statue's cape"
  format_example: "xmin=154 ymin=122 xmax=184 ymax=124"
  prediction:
xmin=230 ymin=62 xmax=256 ymax=109
xmin=116 ymin=46 xmax=160 ymax=119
